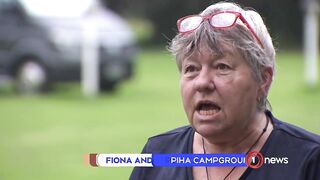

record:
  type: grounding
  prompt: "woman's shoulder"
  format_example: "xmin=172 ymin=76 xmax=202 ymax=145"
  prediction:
xmin=249 ymin=112 xmax=320 ymax=179
xmin=271 ymin=115 xmax=320 ymax=148
xmin=143 ymin=126 xmax=195 ymax=153
xmin=267 ymin=111 xmax=320 ymax=167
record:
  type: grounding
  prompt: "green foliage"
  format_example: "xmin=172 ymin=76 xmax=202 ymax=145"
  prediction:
xmin=127 ymin=18 xmax=154 ymax=46
xmin=0 ymin=49 xmax=319 ymax=179
xmin=105 ymin=0 xmax=306 ymax=47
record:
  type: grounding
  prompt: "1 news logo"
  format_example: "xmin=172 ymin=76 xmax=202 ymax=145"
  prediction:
xmin=246 ymin=151 xmax=264 ymax=169
xmin=245 ymin=151 xmax=289 ymax=169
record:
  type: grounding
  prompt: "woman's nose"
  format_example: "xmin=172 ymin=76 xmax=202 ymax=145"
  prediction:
xmin=194 ymin=69 xmax=215 ymax=92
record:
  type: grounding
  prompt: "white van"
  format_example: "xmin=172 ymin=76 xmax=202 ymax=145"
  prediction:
xmin=0 ymin=0 xmax=137 ymax=93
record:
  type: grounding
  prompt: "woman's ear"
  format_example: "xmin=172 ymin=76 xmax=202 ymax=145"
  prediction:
xmin=259 ymin=67 xmax=273 ymax=97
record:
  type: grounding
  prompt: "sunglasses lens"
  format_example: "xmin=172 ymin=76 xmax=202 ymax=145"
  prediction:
xmin=179 ymin=16 xmax=203 ymax=33
xmin=210 ymin=13 xmax=237 ymax=28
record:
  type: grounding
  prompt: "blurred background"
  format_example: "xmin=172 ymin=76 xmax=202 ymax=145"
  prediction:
xmin=0 ymin=0 xmax=319 ymax=179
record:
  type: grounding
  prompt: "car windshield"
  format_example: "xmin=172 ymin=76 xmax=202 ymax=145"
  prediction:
xmin=19 ymin=0 xmax=95 ymax=18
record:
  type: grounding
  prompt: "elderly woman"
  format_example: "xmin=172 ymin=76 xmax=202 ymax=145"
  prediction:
xmin=130 ymin=2 xmax=320 ymax=180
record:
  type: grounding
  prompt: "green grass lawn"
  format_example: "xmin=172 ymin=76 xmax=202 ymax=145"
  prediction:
xmin=0 ymin=49 xmax=319 ymax=179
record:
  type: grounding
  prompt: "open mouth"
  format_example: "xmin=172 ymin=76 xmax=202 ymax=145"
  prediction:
xmin=196 ymin=101 xmax=221 ymax=116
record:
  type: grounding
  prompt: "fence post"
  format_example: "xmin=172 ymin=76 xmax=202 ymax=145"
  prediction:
xmin=82 ymin=16 xmax=100 ymax=97
xmin=303 ymin=0 xmax=320 ymax=87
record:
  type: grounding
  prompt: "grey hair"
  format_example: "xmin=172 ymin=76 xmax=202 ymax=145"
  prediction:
xmin=168 ymin=2 xmax=276 ymax=111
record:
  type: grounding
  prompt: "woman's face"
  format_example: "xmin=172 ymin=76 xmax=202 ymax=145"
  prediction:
xmin=180 ymin=45 xmax=263 ymax=138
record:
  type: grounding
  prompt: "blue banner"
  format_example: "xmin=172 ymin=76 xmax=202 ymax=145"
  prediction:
xmin=152 ymin=154 xmax=247 ymax=167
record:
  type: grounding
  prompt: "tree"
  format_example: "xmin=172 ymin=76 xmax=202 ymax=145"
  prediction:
xmin=104 ymin=0 xmax=304 ymax=48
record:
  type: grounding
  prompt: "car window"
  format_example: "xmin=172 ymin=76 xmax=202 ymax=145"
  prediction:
xmin=0 ymin=0 xmax=15 ymax=9
xmin=0 ymin=0 xmax=12 ymax=5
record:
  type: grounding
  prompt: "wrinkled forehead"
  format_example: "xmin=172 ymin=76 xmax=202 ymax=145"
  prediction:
xmin=183 ymin=40 xmax=239 ymax=63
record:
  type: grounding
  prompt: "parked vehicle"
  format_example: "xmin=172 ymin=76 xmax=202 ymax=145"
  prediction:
xmin=0 ymin=0 xmax=137 ymax=93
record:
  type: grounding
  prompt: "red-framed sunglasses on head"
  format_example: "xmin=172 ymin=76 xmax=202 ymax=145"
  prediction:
xmin=177 ymin=11 xmax=264 ymax=48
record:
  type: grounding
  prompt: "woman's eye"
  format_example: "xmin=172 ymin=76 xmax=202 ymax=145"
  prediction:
xmin=216 ymin=63 xmax=230 ymax=70
xmin=184 ymin=65 xmax=197 ymax=73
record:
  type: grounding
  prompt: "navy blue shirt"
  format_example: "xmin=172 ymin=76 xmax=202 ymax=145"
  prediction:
xmin=130 ymin=112 xmax=320 ymax=180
